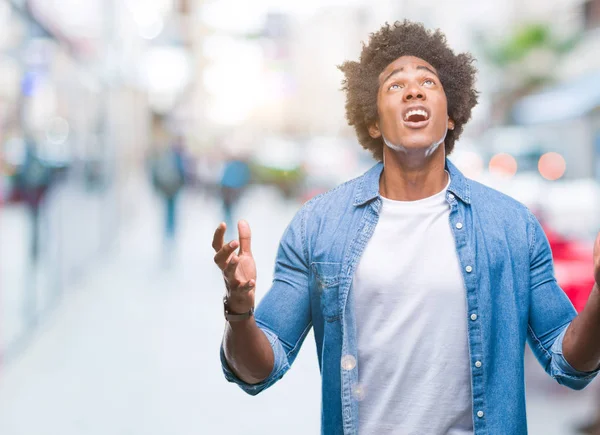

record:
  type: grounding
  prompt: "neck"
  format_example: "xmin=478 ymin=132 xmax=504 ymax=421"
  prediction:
xmin=379 ymin=144 xmax=448 ymax=201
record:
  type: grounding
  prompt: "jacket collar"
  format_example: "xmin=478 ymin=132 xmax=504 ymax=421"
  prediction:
xmin=353 ymin=158 xmax=471 ymax=206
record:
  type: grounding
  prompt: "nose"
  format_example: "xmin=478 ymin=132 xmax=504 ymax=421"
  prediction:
xmin=403 ymin=83 xmax=425 ymax=102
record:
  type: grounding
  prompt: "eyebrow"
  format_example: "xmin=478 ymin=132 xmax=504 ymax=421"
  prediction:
xmin=381 ymin=65 xmax=439 ymax=84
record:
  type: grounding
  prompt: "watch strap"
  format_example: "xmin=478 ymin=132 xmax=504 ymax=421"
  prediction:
xmin=223 ymin=297 xmax=254 ymax=322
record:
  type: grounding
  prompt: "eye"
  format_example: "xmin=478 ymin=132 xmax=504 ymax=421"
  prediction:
xmin=388 ymin=83 xmax=403 ymax=91
xmin=423 ymin=79 xmax=436 ymax=87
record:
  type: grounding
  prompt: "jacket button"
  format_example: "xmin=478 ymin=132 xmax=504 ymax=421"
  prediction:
xmin=470 ymin=314 xmax=478 ymax=321
xmin=477 ymin=411 xmax=484 ymax=418
xmin=466 ymin=266 xmax=473 ymax=273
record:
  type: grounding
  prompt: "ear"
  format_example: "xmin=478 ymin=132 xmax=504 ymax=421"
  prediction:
xmin=368 ymin=122 xmax=381 ymax=139
xmin=448 ymin=118 xmax=455 ymax=131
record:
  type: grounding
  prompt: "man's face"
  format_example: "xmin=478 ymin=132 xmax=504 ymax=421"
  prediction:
xmin=369 ymin=56 xmax=454 ymax=152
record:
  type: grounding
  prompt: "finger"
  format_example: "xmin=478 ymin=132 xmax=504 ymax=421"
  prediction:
xmin=212 ymin=222 xmax=227 ymax=252
xmin=223 ymin=254 xmax=240 ymax=284
xmin=214 ymin=240 xmax=239 ymax=269
xmin=238 ymin=220 xmax=252 ymax=255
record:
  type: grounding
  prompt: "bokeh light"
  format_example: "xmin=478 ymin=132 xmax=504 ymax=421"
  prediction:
xmin=341 ymin=355 xmax=356 ymax=371
xmin=538 ymin=152 xmax=567 ymax=181
xmin=453 ymin=150 xmax=485 ymax=179
xmin=489 ymin=153 xmax=518 ymax=178
xmin=352 ymin=384 xmax=366 ymax=401
xmin=138 ymin=18 xmax=164 ymax=40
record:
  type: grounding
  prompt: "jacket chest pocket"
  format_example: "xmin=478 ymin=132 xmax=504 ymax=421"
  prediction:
xmin=311 ymin=262 xmax=342 ymax=322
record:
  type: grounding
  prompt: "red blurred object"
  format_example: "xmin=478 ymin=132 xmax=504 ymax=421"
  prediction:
xmin=543 ymin=224 xmax=595 ymax=312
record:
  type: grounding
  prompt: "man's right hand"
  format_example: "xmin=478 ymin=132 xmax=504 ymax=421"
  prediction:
xmin=212 ymin=220 xmax=257 ymax=313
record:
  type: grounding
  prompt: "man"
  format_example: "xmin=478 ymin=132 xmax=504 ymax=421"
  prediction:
xmin=150 ymin=135 xmax=186 ymax=251
xmin=219 ymin=155 xmax=251 ymax=230
xmin=212 ymin=21 xmax=600 ymax=434
xmin=14 ymin=136 xmax=53 ymax=262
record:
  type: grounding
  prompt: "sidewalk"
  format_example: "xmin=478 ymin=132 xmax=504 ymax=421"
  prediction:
xmin=0 ymin=183 xmax=596 ymax=435
xmin=0 ymin=181 xmax=119 ymax=358
xmin=0 ymin=185 xmax=322 ymax=435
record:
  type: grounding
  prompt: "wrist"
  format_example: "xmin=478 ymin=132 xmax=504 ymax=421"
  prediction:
xmin=225 ymin=292 xmax=254 ymax=313
xmin=226 ymin=314 xmax=256 ymax=330
xmin=224 ymin=296 xmax=255 ymax=322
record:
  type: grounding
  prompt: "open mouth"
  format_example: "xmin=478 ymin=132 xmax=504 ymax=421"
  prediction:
xmin=402 ymin=106 xmax=431 ymax=128
xmin=404 ymin=109 xmax=430 ymax=122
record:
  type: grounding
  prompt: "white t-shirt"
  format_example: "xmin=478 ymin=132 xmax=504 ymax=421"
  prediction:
xmin=354 ymin=176 xmax=473 ymax=435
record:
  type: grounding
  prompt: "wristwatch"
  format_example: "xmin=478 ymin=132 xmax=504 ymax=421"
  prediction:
xmin=223 ymin=296 xmax=254 ymax=322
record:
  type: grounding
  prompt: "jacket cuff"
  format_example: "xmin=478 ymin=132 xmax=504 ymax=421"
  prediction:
xmin=550 ymin=326 xmax=600 ymax=388
xmin=220 ymin=326 xmax=290 ymax=396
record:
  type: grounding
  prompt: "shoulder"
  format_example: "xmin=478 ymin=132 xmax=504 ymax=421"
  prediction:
xmin=467 ymin=178 xmax=541 ymax=250
xmin=278 ymin=173 xmax=363 ymax=257
xmin=305 ymin=177 xmax=360 ymax=208
xmin=468 ymin=178 xmax=530 ymax=215
xmin=283 ymin=170 xmax=367 ymax=242
xmin=297 ymin=166 xmax=373 ymax=226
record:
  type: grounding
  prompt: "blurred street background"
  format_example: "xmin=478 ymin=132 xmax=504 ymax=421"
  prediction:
xmin=0 ymin=0 xmax=599 ymax=434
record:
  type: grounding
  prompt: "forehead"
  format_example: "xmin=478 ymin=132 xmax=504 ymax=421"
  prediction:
xmin=378 ymin=56 xmax=437 ymax=82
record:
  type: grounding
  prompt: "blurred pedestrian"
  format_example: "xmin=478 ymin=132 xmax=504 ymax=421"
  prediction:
xmin=12 ymin=135 xmax=53 ymax=326
xmin=212 ymin=20 xmax=600 ymax=435
xmin=13 ymin=136 xmax=52 ymax=262
xmin=219 ymin=157 xmax=251 ymax=231
xmin=150 ymin=135 xmax=186 ymax=255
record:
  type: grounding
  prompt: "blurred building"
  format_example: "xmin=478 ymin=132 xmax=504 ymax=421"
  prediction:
xmin=510 ymin=0 xmax=600 ymax=181
xmin=0 ymin=0 xmax=170 ymax=360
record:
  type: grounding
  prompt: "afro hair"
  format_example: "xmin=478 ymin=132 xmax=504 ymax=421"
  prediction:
xmin=339 ymin=20 xmax=479 ymax=161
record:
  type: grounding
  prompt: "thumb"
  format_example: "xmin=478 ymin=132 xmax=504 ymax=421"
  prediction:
xmin=238 ymin=220 xmax=252 ymax=255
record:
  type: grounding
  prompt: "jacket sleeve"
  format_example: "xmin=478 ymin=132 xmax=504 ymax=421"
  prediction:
xmin=221 ymin=206 xmax=313 ymax=395
xmin=526 ymin=209 xmax=599 ymax=390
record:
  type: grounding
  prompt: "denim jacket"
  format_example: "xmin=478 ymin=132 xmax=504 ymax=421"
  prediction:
xmin=221 ymin=159 xmax=598 ymax=434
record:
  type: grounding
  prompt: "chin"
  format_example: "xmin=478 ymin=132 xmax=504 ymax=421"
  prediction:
xmin=401 ymin=139 xmax=439 ymax=150
xmin=400 ymin=130 xmax=447 ymax=150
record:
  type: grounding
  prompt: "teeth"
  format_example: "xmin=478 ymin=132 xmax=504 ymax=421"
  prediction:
xmin=404 ymin=109 xmax=429 ymax=121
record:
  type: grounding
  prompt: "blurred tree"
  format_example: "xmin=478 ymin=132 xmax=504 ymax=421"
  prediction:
xmin=477 ymin=23 xmax=582 ymax=124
